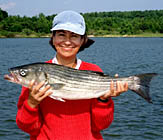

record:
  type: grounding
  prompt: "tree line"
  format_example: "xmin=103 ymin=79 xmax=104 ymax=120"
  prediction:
xmin=0 ymin=9 xmax=163 ymax=37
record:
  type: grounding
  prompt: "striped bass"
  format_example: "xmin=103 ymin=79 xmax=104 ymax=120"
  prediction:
xmin=4 ymin=62 xmax=157 ymax=103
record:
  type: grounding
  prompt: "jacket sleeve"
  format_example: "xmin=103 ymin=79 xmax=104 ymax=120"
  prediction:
xmin=91 ymin=97 xmax=114 ymax=132
xmin=16 ymin=86 xmax=43 ymax=136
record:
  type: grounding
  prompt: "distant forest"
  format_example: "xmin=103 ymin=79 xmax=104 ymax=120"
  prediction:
xmin=0 ymin=9 xmax=163 ymax=37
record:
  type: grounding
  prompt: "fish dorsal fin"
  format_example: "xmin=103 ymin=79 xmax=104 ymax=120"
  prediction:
xmin=83 ymin=70 xmax=109 ymax=77
xmin=93 ymin=71 xmax=107 ymax=76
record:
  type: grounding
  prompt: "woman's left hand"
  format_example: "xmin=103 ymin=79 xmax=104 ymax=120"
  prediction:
xmin=99 ymin=74 xmax=128 ymax=100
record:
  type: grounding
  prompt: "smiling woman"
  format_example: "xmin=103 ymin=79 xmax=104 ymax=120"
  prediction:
xmin=15 ymin=10 xmax=128 ymax=140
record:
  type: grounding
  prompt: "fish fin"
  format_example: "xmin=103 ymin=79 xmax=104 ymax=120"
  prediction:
xmin=81 ymin=70 xmax=109 ymax=76
xmin=49 ymin=94 xmax=65 ymax=102
xmin=50 ymin=83 xmax=65 ymax=90
xmin=92 ymin=71 xmax=106 ymax=75
xmin=92 ymin=71 xmax=109 ymax=76
xmin=128 ymin=73 xmax=157 ymax=103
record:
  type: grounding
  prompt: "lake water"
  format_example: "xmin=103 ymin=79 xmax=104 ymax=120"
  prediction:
xmin=0 ymin=37 xmax=163 ymax=140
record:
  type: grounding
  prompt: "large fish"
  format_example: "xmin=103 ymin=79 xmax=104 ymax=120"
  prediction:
xmin=4 ymin=62 xmax=157 ymax=103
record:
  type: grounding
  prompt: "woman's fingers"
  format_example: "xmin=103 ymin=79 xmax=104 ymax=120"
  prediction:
xmin=37 ymin=84 xmax=51 ymax=99
xmin=110 ymin=80 xmax=114 ymax=93
xmin=124 ymin=82 xmax=128 ymax=92
xmin=27 ymin=80 xmax=52 ymax=108
xmin=32 ymin=81 xmax=45 ymax=95
xmin=116 ymin=81 xmax=123 ymax=93
xmin=39 ymin=89 xmax=53 ymax=101
xmin=99 ymin=74 xmax=129 ymax=100
xmin=28 ymin=80 xmax=35 ymax=90
xmin=109 ymin=80 xmax=128 ymax=97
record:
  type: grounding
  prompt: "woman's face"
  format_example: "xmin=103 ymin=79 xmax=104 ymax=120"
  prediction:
xmin=53 ymin=30 xmax=84 ymax=59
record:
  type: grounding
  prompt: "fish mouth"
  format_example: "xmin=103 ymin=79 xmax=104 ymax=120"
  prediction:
xmin=4 ymin=72 xmax=20 ymax=84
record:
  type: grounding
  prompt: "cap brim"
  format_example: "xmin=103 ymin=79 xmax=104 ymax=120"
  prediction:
xmin=51 ymin=23 xmax=85 ymax=35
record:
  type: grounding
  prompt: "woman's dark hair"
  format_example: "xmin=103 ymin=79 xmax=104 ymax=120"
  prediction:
xmin=49 ymin=31 xmax=94 ymax=53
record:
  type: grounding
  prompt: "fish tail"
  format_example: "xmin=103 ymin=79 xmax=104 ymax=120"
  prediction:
xmin=128 ymin=73 xmax=157 ymax=103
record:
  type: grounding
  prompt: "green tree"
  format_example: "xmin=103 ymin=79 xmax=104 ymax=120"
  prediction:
xmin=1 ymin=9 xmax=163 ymax=36
xmin=35 ymin=13 xmax=50 ymax=33
xmin=0 ymin=8 xmax=8 ymax=21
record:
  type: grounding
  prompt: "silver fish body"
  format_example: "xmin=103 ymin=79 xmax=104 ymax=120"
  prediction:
xmin=4 ymin=62 xmax=157 ymax=103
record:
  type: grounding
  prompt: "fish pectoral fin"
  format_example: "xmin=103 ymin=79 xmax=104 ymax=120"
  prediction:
xmin=49 ymin=94 xmax=65 ymax=102
xmin=50 ymin=83 xmax=65 ymax=90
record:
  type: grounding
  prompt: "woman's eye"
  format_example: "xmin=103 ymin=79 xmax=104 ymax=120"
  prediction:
xmin=71 ymin=34 xmax=78 ymax=38
xmin=58 ymin=33 xmax=65 ymax=36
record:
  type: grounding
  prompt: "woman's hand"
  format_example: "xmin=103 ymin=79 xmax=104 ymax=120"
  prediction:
xmin=27 ymin=80 xmax=53 ymax=108
xmin=99 ymin=74 xmax=128 ymax=100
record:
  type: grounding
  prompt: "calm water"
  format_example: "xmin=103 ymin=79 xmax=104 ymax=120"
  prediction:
xmin=0 ymin=37 xmax=163 ymax=140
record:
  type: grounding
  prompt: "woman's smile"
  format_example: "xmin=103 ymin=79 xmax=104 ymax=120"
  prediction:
xmin=63 ymin=47 xmax=73 ymax=51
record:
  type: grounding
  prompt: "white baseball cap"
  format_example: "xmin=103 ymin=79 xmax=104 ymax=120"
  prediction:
xmin=51 ymin=10 xmax=86 ymax=35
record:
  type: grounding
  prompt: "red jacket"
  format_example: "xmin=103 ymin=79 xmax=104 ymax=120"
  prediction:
xmin=16 ymin=60 xmax=114 ymax=140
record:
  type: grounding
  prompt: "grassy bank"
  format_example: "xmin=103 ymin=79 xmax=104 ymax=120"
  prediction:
xmin=0 ymin=32 xmax=163 ymax=38
xmin=0 ymin=31 xmax=52 ymax=38
xmin=89 ymin=32 xmax=163 ymax=37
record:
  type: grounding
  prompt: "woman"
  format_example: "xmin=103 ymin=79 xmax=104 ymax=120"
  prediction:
xmin=16 ymin=10 xmax=128 ymax=140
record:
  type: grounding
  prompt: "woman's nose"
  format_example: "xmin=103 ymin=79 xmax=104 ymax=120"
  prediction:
xmin=64 ymin=37 xmax=72 ymax=45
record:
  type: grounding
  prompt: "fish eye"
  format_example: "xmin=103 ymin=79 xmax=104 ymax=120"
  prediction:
xmin=19 ymin=69 xmax=28 ymax=77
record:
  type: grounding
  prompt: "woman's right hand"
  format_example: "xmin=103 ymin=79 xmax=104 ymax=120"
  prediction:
xmin=27 ymin=80 xmax=53 ymax=108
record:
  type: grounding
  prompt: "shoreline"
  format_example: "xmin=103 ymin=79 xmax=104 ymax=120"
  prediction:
xmin=0 ymin=33 xmax=163 ymax=38
xmin=88 ymin=33 xmax=163 ymax=38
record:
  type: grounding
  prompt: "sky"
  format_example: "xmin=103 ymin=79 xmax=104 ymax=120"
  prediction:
xmin=0 ymin=0 xmax=163 ymax=17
